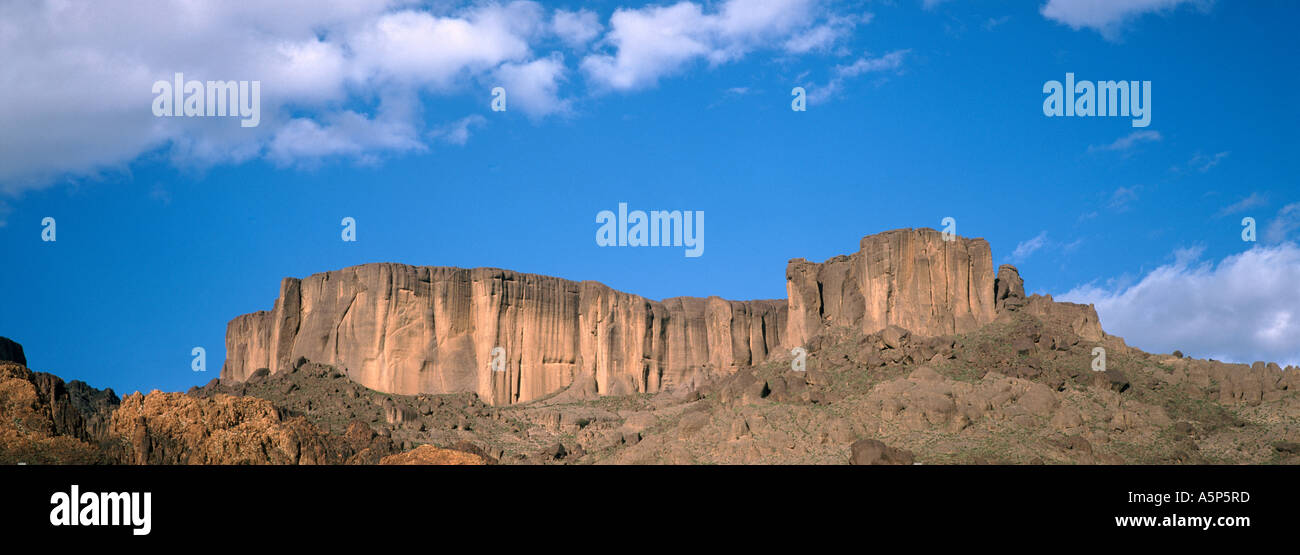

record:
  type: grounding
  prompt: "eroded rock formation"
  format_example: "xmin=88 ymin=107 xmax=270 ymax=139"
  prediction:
xmin=785 ymin=228 xmax=996 ymax=346
xmin=223 ymin=265 xmax=786 ymax=404
xmin=220 ymin=228 xmax=1111 ymax=406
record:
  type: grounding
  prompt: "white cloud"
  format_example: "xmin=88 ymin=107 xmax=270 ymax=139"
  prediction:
xmin=1265 ymin=202 xmax=1300 ymax=244
xmin=494 ymin=54 xmax=570 ymax=118
xmin=1215 ymin=192 xmax=1267 ymax=218
xmin=783 ymin=13 xmax=871 ymax=54
xmin=267 ymin=108 xmax=426 ymax=168
xmin=1088 ymin=130 xmax=1162 ymax=153
xmin=806 ymin=49 xmax=909 ymax=104
xmin=581 ymin=0 xmax=831 ymax=91
xmin=1191 ymin=150 xmax=1229 ymax=172
xmin=1108 ymin=185 xmax=1140 ymax=212
xmin=1060 ymin=243 xmax=1300 ymax=367
xmin=429 ymin=115 xmax=487 ymax=146
xmin=0 ymin=0 xmax=880 ymax=194
xmin=1010 ymin=231 xmax=1050 ymax=262
xmin=346 ymin=4 xmax=543 ymax=89
xmin=1040 ymin=0 xmax=1207 ymax=39
xmin=0 ymin=0 xmax=554 ymax=192
xmin=552 ymin=9 xmax=603 ymax=49
xmin=984 ymin=16 xmax=1012 ymax=31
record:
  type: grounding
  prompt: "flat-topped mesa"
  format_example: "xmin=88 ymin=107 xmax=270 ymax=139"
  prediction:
xmin=785 ymin=228 xmax=997 ymax=346
xmin=223 ymin=228 xmax=1115 ymax=405
xmin=222 ymin=264 xmax=786 ymax=405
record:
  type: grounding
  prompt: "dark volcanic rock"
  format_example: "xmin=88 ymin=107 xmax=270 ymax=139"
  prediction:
xmin=0 ymin=336 xmax=25 ymax=366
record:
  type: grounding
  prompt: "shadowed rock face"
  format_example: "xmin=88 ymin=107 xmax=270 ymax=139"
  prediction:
xmin=222 ymin=265 xmax=786 ymax=404
xmin=0 ymin=336 xmax=25 ymax=366
xmin=785 ymin=228 xmax=997 ymax=346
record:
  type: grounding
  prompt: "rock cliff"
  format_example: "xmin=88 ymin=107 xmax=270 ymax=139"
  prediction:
xmin=223 ymin=265 xmax=786 ymax=404
xmin=785 ymin=228 xmax=997 ymax=346
xmin=0 ymin=336 xmax=25 ymax=366
xmin=221 ymin=228 xmax=1097 ymax=405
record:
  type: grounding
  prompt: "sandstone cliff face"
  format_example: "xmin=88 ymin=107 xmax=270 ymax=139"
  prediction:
xmin=220 ymin=229 xmax=1121 ymax=406
xmin=223 ymin=264 xmax=786 ymax=405
xmin=785 ymin=228 xmax=997 ymax=347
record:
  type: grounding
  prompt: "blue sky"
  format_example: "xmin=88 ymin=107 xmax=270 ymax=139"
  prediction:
xmin=2 ymin=0 xmax=1298 ymax=395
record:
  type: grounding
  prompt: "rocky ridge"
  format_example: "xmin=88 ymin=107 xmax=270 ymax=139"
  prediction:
xmin=223 ymin=228 xmax=1006 ymax=406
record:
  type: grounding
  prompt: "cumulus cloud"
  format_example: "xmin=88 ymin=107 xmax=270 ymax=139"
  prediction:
xmin=494 ymin=54 xmax=570 ymax=118
xmin=552 ymin=9 xmax=603 ymax=49
xmin=0 ymin=0 xmax=553 ymax=192
xmin=266 ymin=110 xmax=425 ymax=168
xmin=1060 ymin=243 xmax=1300 ymax=367
xmin=580 ymin=0 xmax=844 ymax=91
xmin=0 ymin=0 xmax=878 ymax=193
xmin=1040 ymin=0 xmax=1208 ymax=39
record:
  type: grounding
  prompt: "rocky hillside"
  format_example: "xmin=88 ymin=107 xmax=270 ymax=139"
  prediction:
xmin=0 ymin=340 xmax=412 ymax=465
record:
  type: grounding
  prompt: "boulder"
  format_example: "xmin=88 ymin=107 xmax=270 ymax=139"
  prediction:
xmin=849 ymin=439 xmax=915 ymax=465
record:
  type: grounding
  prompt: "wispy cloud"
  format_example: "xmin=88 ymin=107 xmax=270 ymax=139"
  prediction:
xmin=1010 ymin=231 xmax=1050 ymax=262
xmin=1265 ymin=202 xmax=1300 ymax=244
xmin=429 ymin=115 xmax=488 ymax=146
xmin=1108 ymin=185 xmax=1141 ymax=212
xmin=1190 ymin=151 xmax=1230 ymax=172
xmin=1215 ymin=192 xmax=1267 ymax=218
xmin=984 ymin=16 xmax=1011 ymax=31
xmin=1088 ymin=130 xmax=1162 ymax=153
xmin=806 ymin=49 xmax=910 ymax=104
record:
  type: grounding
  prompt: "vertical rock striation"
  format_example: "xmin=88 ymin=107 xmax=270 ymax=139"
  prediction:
xmin=784 ymin=228 xmax=997 ymax=347
xmin=222 ymin=264 xmax=786 ymax=404
xmin=223 ymin=228 xmax=1099 ymax=405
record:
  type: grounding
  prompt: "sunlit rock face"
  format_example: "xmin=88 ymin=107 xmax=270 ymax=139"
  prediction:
xmin=785 ymin=228 xmax=997 ymax=347
xmin=222 ymin=264 xmax=786 ymax=404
